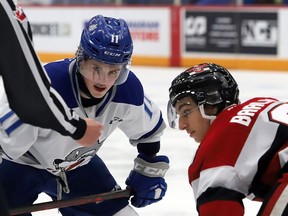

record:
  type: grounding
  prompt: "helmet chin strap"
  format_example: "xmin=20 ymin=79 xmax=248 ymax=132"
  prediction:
xmin=198 ymin=104 xmax=216 ymax=125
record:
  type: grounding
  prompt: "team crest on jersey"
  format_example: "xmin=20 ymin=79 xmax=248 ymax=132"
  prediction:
xmin=52 ymin=146 xmax=98 ymax=173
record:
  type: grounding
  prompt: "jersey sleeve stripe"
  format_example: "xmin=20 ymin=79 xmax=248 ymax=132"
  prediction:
xmin=144 ymin=102 xmax=153 ymax=119
xmin=5 ymin=119 xmax=22 ymax=135
xmin=139 ymin=113 xmax=164 ymax=139
xmin=0 ymin=111 xmax=14 ymax=124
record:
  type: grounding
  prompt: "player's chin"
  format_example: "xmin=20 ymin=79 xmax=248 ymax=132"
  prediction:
xmin=193 ymin=136 xmax=202 ymax=143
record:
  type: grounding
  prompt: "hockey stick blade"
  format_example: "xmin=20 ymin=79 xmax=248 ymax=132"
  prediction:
xmin=9 ymin=189 xmax=132 ymax=215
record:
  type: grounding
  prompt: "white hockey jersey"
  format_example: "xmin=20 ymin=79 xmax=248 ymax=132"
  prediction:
xmin=0 ymin=58 xmax=166 ymax=175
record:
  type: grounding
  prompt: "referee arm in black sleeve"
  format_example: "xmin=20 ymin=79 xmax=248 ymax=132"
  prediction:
xmin=0 ymin=0 xmax=101 ymax=146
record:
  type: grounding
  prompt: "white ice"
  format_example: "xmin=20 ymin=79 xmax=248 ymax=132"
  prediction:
xmin=3 ymin=66 xmax=288 ymax=215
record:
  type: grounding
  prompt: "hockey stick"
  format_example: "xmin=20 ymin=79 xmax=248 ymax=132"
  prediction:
xmin=9 ymin=189 xmax=132 ymax=216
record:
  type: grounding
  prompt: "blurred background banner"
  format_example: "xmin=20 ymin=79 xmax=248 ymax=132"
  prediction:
xmin=20 ymin=0 xmax=288 ymax=70
xmin=184 ymin=10 xmax=277 ymax=55
xmin=181 ymin=7 xmax=282 ymax=70
xmin=23 ymin=6 xmax=171 ymax=66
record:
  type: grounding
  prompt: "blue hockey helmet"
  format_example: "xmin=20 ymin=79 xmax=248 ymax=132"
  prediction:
xmin=167 ymin=63 xmax=239 ymax=128
xmin=76 ymin=15 xmax=133 ymax=85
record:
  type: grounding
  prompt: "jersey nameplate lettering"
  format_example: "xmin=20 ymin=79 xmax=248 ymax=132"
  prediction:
xmin=230 ymin=98 xmax=276 ymax=126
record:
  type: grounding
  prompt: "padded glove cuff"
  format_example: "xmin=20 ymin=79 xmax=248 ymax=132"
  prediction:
xmin=133 ymin=155 xmax=169 ymax=178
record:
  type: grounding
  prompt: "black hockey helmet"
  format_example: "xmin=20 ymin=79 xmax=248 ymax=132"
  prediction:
xmin=167 ymin=63 xmax=239 ymax=128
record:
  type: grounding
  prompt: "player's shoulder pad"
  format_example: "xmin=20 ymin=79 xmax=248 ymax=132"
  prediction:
xmin=44 ymin=58 xmax=78 ymax=108
xmin=113 ymin=71 xmax=144 ymax=106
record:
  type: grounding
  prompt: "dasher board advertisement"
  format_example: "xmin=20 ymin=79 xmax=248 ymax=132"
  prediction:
xmin=184 ymin=10 xmax=277 ymax=55
xmin=24 ymin=7 xmax=171 ymax=57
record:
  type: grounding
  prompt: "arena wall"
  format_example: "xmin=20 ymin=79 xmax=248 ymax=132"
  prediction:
xmin=24 ymin=5 xmax=288 ymax=71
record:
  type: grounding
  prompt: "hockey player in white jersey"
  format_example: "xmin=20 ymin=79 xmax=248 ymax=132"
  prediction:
xmin=0 ymin=14 xmax=169 ymax=215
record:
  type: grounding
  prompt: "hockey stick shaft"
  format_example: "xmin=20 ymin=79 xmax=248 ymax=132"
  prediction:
xmin=9 ymin=189 xmax=132 ymax=216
